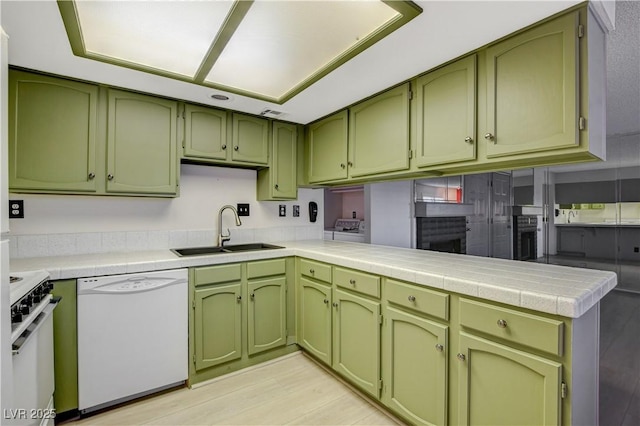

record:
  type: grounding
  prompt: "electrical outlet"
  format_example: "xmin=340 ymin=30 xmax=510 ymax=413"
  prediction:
xmin=9 ymin=200 xmax=24 ymax=219
xmin=237 ymin=203 xmax=250 ymax=216
xmin=279 ymin=205 xmax=286 ymax=217
xmin=293 ymin=205 xmax=300 ymax=217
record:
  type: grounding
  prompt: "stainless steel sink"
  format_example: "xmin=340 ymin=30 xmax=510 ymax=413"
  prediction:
xmin=222 ymin=243 xmax=283 ymax=252
xmin=171 ymin=243 xmax=283 ymax=257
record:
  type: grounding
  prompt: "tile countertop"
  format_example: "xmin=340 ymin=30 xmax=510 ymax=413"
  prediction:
xmin=556 ymin=222 xmax=640 ymax=228
xmin=10 ymin=239 xmax=617 ymax=319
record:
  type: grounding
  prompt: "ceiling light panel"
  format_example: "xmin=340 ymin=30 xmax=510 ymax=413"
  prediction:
xmin=204 ymin=0 xmax=400 ymax=99
xmin=75 ymin=1 xmax=233 ymax=77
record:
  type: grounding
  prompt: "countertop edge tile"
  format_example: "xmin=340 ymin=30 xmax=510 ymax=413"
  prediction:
xmin=10 ymin=241 xmax=616 ymax=318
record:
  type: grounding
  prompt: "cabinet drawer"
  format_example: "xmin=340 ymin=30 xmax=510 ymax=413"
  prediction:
xmin=459 ymin=299 xmax=564 ymax=356
xmin=299 ymin=259 xmax=332 ymax=284
xmin=247 ymin=258 xmax=286 ymax=279
xmin=193 ymin=263 xmax=241 ymax=287
xmin=334 ymin=267 xmax=380 ymax=299
xmin=386 ymin=279 xmax=449 ymax=321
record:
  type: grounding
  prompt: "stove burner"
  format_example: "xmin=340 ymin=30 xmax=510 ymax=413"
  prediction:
xmin=10 ymin=276 xmax=23 ymax=284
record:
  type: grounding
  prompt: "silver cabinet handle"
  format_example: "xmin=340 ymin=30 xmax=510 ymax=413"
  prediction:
xmin=236 ymin=295 xmax=242 ymax=302
xmin=457 ymin=353 xmax=466 ymax=361
xmin=340 ymin=163 xmax=346 ymax=169
xmin=250 ymin=293 xmax=255 ymax=301
xmin=88 ymin=172 xmax=95 ymax=180
xmin=349 ymin=279 xmax=356 ymax=285
xmin=347 ymin=161 xmax=353 ymax=167
xmin=234 ymin=146 xmax=239 ymax=151
xmin=408 ymin=295 xmax=416 ymax=302
xmin=309 ymin=269 xmax=315 ymax=274
xmin=221 ymin=144 xmax=227 ymax=150
xmin=435 ymin=344 xmax=444 ymax=352
xmin=464 ymin=136 xmax=473 ymax=144
xmin=332 ymin=302 xmax=338 ymax=308
xmin=484 ymin=133 xmax=496 ymax=143
xmin=275 ymin=184 xmax=279 ymax=190
xmin=497 ymin=319 xmax=508 ymax=328
xmin=323 ymin=299 xmax=329 ymax=305
xmin=107 ymin=174 xmax=114 ymax=180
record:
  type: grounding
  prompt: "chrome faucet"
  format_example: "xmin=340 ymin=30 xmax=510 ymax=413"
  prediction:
xmin=568 ymin=210 xmax=576 ymax=223
xmin=217 ymin=205 xmax=242 ymax=247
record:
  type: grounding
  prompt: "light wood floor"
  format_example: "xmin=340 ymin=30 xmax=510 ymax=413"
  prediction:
xmin=69 ymin=353 xmax=403 ymax=426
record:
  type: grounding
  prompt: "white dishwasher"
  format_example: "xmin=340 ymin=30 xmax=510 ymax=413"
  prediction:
xmin=77 ymin=269 xmax=188 ymax=413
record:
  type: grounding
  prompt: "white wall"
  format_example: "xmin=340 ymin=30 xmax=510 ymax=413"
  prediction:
xmin=8 ymin=164 xmax=324 ymax=257
xmin=365 ymin=181 xmax=413 ymax=248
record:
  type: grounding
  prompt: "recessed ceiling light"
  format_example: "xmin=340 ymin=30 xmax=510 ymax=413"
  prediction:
xmin=211 ymin=94 xmax=230 ymax=101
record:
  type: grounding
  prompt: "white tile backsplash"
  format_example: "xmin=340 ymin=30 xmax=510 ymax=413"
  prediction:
xmin=9 ymin=226 xmax=323 ymax=258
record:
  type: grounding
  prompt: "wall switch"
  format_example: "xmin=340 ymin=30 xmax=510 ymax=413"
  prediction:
xmin=237 ymin=203 xmax=250 ymax=216
xmin=9 ymin=200 xmax=24 ymax=219
xmin=279 ymin=205 xmax=286 ymax=217
xmin=293 ymin=205 xmax=300 ymax=217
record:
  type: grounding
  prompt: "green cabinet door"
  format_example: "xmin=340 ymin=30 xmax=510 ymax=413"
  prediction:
xmin=52 ymin=280 xmax=78 ymax=414
xmin=183 ymin=104 xmax=228 ymax=161
xmin=231 ymin=113 xmax=269 ymax=164
xmin=257 ymin=122 xmax=297 ymax=200
xmin=485 ymin=12 xmax=578 ymax=158
xmin=383 ymin=306 xmax=448 ymax=426
xmin=194 ymin=283 xmax=242 ymax=370
xmin=9 ymin=70 xmax=98 ymax=192
xmin=458 ymin=332 xmax=562 ymax=426
xmin=348 ymin=83 xmax=410 ymax=177
xmin=332 ymin=288 xmax=381 ymax=399
xmin=307 ymin=110 xmax=348 ymax=183
xmin=415 ymin=56 xmax=476 ymax=168
xmin=299 ymin=277 xmax=332 ymax=365
xmin=248 ymin=276 xmax=287 ymax=355
xmin=106 ymin=89 xmax=178 ymax=195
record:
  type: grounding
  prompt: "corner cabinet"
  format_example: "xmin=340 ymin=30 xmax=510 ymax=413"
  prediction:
xmin=484 ymin=12 xmax=578 ymax=158
xmin=106 ymin=90 xmax=178 ymax=196
xmin=8 ymin=70 xmax=99 ymax=193
xmin=306 ymin=111 xmax=349 ymax=183
xmin=257 ymin=122 xmax=298 ymax=200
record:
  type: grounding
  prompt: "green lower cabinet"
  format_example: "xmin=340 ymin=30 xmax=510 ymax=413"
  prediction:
xmin=248 ymin=276 xmax=287 ymax=355
xmin=193 ymin=282 xmax=242 ymax=370
xmin=383 ymin=306 xmax=448 ymax=426
xmin=298 ymin=277 xmax=333 ymax=365
xmin=332 ymin=288 xmax=381 ymax=399
xmin=457 ymin=332 xmax=562 ymax=425
xmin=51 ymin=280 xmax=78 ymax=414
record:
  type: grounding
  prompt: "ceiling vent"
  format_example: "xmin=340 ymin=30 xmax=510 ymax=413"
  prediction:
xmin=260 ymin=109 xmax=288 ymax=118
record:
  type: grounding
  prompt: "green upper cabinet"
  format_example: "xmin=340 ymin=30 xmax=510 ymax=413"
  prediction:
xmin=194 ymin=282 xmax=243 ymax=371
xmin=457 ymin=332 xmax=562 ymax=426
xmin=257 ymin=122 xmax=298 ymax=200
xmin=484 ymin=12 xmax=578 ymax=158
xmin=8 ymin=70 xmax=98 ymax=193
xmin=332 ymin=288 xmax=381 ymax=399
xmin=247 ymin=276 xmax=287 ymax=355
xmin=348 ymin=83 xmax=410 ymax=178
xmin=231 ymin=113 xmax=269 ymax=165
xmin=106 ymin=89 xmax=178 ymax=196
xmin=183 ymin=103 xmax=228 ymax=161
xmin=383 ymin=306 xmax=448 ymax=426
xmin=415 ymin=55 xmax=477 ymax=168
xmin=306 ymin=110 xmax=349 ymax=183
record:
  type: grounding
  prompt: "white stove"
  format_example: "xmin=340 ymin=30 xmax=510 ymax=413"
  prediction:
xmin=10 ymin=270 xmax=50 ymax=306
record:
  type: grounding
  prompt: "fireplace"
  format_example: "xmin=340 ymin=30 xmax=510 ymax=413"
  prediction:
xmin=513 ymin=216 xmax=537 ymax=261
xmin=416 ymin=217 xmax=466 ymax=254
